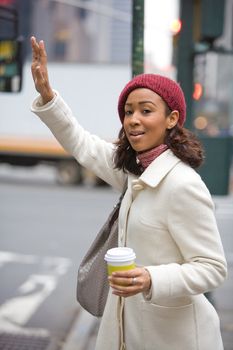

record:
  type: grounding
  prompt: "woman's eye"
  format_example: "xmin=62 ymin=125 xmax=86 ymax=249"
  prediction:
xmin=125 ymin=110 xmax=132 ymax=116
xmin=143 ymin=109 xmax=151 ymax=114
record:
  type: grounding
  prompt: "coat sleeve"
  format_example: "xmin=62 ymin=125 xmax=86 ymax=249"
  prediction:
xmin=31 ymin=92 xmax=126 ymax=191
xmin=144 ymin=178 xmax=227 ymax=302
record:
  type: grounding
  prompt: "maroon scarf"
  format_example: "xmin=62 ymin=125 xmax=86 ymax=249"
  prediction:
xmin=137 ymin=144 xmax=168 ymax=169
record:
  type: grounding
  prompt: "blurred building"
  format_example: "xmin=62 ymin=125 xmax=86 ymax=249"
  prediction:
xmin=17 ymin=0 xmax=131 ymax=64
xmin=193 ymin=0 xmax=233 ymax=137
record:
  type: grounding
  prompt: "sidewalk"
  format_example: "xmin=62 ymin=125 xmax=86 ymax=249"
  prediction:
xmin=214 ymin=253 xmax=233 ymax=350
xmin=214 ymin=195 xmax=233 ymax=350
xmin=61 ymin=307 xmax=99 ymax=350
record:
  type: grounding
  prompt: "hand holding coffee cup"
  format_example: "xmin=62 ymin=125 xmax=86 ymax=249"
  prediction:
xmin=105 ymin=247 xmax=151 ymax=298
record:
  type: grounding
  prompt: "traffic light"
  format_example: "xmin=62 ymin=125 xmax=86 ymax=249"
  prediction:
xmin=194 ymin=0 xmax=225 ymax=44
xmin=193 ymin=82 xmax=203 ymax=100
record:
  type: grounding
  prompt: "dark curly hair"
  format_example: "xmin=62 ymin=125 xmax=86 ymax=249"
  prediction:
xmin=113 ymin=107 xmax=204 ymax=175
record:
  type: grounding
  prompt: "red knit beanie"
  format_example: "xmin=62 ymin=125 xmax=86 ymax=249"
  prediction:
xmin=118 ymin=73 xmax=186 ymax=126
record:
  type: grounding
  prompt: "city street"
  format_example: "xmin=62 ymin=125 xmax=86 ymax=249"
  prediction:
xmin=212 ymin=195 xmax=233 ymax=350
xmin=0 ymin=165 xmax=118 ymax=349
xmin=1 ymin=1 xmax=232 ymax=350
xmin=0 ymin=164 xmax=232 ymax=350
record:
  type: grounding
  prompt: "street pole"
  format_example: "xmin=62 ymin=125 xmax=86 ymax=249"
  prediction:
xmin=132 ymin=0 xmax=144 ymax=77
xmin=177 ymin=0 xmax=195 ymax=130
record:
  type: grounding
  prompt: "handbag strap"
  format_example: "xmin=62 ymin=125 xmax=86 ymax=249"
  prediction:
xmin=115 ymin=181 xmax=128 ymax=209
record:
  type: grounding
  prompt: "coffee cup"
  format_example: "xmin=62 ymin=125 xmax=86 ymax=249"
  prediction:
xmin=104 ymin=247 xmax=136 ymax=276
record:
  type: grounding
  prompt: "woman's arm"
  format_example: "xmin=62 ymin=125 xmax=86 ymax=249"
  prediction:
xmin=145 ymin=179 xmax=227 ymax=302
xmin=31 ymin=92 xmax=126 ymax=190
xmin=30 ymin=36 xmax=126 ymax=190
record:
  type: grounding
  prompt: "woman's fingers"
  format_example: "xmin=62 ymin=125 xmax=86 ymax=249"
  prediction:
xmin=31 ymin=37 xmax=47 ymax=71
xmin=35 ymin=65 xmax=45 ymax=84
xmin=31 ymin=64 xmax=44 ymax=93
xmin=110 ymin=276 xmax=139 ymax=288
xmin=31 ymin=37 xmax=47 ymax=72
xmin=31 ymin=36 xmax=40 ymax=62
xmin=31 ymin=36 xmax=41 ymax=82
xmin=108 ymin=267 xmax=151 ymax=297
xmin=110 ymin=281 xmax=140 ymax=298
xmin=38 ymin=40 xmax=47 ymax=67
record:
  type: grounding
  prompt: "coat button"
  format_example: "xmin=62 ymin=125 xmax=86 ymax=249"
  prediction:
xmin=132 ymin=179 xmax=144 ymax=191
xmin=132 ymin=184 xmax=144 ymax=191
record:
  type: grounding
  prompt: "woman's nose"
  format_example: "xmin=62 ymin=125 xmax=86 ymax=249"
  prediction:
xmin=129 ymin=111 xmax=141 ymax=125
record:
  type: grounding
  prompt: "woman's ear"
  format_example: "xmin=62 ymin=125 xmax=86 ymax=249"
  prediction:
xmin=166 ymin=110 xmax=179 ymax=129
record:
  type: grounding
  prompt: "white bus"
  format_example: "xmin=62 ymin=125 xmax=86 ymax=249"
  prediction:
xmin=0 ymin=62 xmax=130 ymax=184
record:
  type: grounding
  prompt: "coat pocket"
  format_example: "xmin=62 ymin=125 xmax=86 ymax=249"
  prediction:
xmin=141 ymin=301 xmax=198 ymax=350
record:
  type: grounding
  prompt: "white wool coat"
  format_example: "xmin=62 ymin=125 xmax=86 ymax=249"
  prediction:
xmin=31 ymin=93 xmax=227 ymax=350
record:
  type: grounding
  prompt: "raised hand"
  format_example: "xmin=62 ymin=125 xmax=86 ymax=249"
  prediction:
xmin=31 ymin=36 xmax=55 ymax=104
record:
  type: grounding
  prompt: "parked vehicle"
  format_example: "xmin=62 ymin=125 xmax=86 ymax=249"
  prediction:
xmin=0 ymin=62 xmax=130 ymax=184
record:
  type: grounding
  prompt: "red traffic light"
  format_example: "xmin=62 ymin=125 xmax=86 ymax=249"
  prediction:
xmin=193 ymin=83 xmax=203 ymax=100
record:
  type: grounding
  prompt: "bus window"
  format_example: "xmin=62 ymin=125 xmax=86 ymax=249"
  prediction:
xmin=0 ymin=38 xmax=23 ymax=92
xmin=0 ymin=5 xmax=24 ymax=92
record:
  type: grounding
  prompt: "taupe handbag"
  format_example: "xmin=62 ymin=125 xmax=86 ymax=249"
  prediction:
xmin=76 ymin=188 xmax=126 ymax=317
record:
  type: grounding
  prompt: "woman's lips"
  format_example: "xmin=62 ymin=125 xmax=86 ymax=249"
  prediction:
xmin=128 ymin=131 xmax=145 ymax=141
xmin=130 ymin=131 xmax=144 ymax=136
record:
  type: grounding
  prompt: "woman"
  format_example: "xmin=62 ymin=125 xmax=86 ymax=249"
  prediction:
xmin=30 ymin=36 xmax=227 ymax=350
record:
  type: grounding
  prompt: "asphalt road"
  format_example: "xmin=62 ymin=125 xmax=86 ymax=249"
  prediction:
xmin=0 ymin=164 xmax=119 ymax=349
xmin=0 ymin=164 xmax=232 ymax=350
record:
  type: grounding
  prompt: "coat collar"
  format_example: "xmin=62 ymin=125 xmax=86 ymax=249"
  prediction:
xmin=138 ymin=149 xmax=181 ymax=188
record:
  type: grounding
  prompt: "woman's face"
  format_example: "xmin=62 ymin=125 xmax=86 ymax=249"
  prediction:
xmin=123 ymin=88 xmax=174 ymax=152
